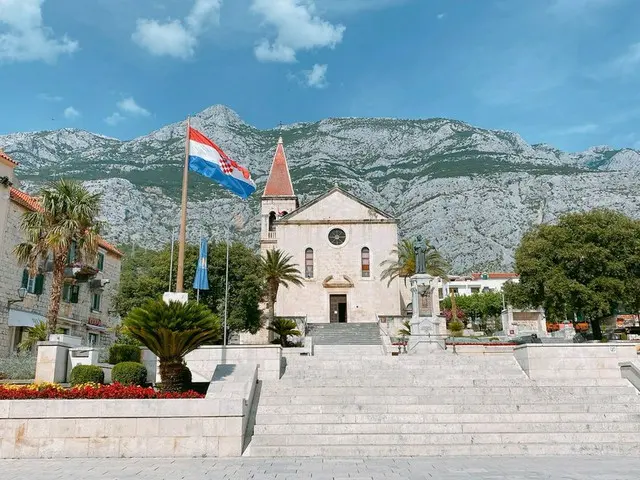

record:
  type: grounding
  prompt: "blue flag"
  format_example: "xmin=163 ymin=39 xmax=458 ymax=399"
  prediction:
xmin=193 ymin=237 xmax=209 ymax=291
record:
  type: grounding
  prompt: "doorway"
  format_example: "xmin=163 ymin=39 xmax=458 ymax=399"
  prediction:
xmin=330 ymin=295 xmax=347 ymax=323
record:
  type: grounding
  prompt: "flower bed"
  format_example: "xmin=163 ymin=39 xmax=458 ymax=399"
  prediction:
xmin=0 ymin=382 xmax=204 ymax=400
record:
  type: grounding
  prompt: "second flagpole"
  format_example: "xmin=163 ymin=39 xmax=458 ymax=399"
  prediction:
xmin=176 ymin=116 xmax=190 ymax=293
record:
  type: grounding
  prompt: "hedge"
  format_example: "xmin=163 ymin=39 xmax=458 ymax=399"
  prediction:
xmin=112 ymin=362 xmax=147 ymax=386
xmin=69 ymin=365 xmax=104 ymax=386
xmin=108 ymin=344 xmax=141 ymax=365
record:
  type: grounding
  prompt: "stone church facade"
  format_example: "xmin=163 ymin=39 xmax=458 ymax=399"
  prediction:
xmin=259 ymin=137 xmax=405 ymax=324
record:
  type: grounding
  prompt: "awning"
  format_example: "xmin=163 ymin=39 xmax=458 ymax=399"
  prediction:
xmin=8 ymin=309 xmax=46 ymax=328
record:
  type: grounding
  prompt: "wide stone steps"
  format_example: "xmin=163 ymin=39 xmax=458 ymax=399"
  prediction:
xmin=248 ymin=442 xmax=640 ymax=457
xmin=307 ymin=323 xmax=381 ymax=346
xmin=259 ymin=386 xmax=635 ymax=396
xmin=270 ymin=378 xmax=629 ymax=387
xmin=255 ymin=402 xmax=640 ymax=415
xmin=254 ymin=420 xmax=640 ymax=435
xmin=257 ymin=394 xmax=640 ymax=406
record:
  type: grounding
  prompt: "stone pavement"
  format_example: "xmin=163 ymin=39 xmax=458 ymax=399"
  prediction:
xmin=1 ymin=457 xmax=638 ymax=479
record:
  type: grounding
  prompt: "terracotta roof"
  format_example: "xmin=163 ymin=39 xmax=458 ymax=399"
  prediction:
xmin=0 ymin=149 xmax=18 ymax=166
xmin=9 ymin=187 xmax=123 ymax=258
xmin=263 ymin=137 xmax=295 ymax=197
xmin=471 ymin=272 xmax=519 ymax=280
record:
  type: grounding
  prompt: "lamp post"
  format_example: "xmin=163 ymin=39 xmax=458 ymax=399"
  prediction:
xmin=7 ymin=287 xmax=27 ymax=310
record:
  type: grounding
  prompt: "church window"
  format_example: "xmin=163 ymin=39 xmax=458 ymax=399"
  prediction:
xmin=305 ymin=248 xmax=314 ymax=278
xmin=268 ymin=212 xmax=276 ymax=231
xmin=361 ymin=247 xmax=370 ymax=278
xmin=328 ymin=228 xmax=346 ymax=246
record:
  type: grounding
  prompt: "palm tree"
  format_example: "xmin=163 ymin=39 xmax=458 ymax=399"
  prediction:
xmin=267 ymin=318 xmax=302 ymax=347
xmin=14 ymin=180 xmax=102 ymax=335
xmin=380 ymin=238 xmax=449 ymax=286
xmin=123 ymin=299 xmax=220 ymax=392
xmin=261 ymin=249 xmax=303 ymax=326
xmin=17 ymin=320 xmax=48 ymax=352
xmin=398 ymin=320 xmax=412 ymax=337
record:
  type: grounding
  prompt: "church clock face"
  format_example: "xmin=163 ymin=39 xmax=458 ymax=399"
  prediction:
xmin=328 ymin=228 xmax=346 ymax=246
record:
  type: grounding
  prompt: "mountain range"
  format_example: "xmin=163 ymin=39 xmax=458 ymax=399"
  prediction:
xmin=2 ymin=105 xmax=639 ymax=273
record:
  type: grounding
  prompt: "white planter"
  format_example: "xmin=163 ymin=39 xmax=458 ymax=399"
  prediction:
xmin=48 ymin=334 xmax=82 ymax=347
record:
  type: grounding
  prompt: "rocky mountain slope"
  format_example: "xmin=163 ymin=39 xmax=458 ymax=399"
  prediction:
xmin=2 ymin=105 xmax=640 ymax=273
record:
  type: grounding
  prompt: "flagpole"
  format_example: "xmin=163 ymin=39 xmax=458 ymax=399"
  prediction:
xmin=168 ymin=227 xmax=176 ymax=292
xmin=223 ymin=233 xmax=230 ymax=346
xmin=176 ymin=116 xmax=190 ymax=293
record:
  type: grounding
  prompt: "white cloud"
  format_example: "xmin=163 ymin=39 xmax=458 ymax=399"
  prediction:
xmin=0 ymin=0 xmax=78 ymax=63
xmin=63 ymin=106 xmax=80 ymax=120
xmin=37 ymin=93 xmax=62 ymax=102
xmin=251 ymin=0 xmax=345 ymax=63
xmin=117 ymin=97 xmax=151 ymax=117
xmin=437 ymin=13 xmax=446 ymax=20
xmin=133 ymin=0 xmax=222 ymax=59
xmin=304 ymin=63 xmax=328 ymax=88
xmin=105 ymin=112 xmax=126 ymax=126
xmin=610 ymin=42 xmax=640 ymax=76
xmin=554 ymin=123 xmax=599 ymax=135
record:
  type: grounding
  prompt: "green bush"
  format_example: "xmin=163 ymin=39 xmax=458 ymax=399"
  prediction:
xmin=70 ymin=365 xmax=104 ymax=386
xmin=179 ymin=364 xmax=192 ymax=391
xmin=108 ymin=344 xmax=141 ymax=365
xmin=621 ymin=333 xmax=629 ymax=341
xmin=449 ymin=320 xmax=464 ymax=337
xmin=112 ymin=362 xmax=147 ymax=386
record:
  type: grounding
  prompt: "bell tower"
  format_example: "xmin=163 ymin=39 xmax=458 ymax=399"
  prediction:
xmin=261 ymin=136 xmax=298 ymax=252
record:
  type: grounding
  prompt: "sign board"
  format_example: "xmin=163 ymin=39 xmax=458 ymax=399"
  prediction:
xmin=163 ymin=292 xmax=188 ymax=305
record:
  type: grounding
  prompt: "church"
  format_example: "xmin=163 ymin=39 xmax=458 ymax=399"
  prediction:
xmin=259 ymin=136 xmax=406 ymax=324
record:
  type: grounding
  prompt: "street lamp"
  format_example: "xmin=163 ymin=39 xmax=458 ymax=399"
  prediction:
xmin=7 ymin=287 xmax=27 ymax=310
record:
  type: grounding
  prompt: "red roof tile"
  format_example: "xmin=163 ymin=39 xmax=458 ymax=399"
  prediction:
xmin=9 ymin=187 xmax=123 ymax=258
xmin=263 ymin=137 xmax=295 ymax=197
xmin=0 ymin=149 xmax=18 ymax=166
xmin=471 ymin=272 xmax=519 ymax=280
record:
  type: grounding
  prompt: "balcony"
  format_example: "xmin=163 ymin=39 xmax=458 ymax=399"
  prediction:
xmin=64 ymin=263 xmax=99 ymax=283
xmin=267 ymin=231 xmax=277 ymax=239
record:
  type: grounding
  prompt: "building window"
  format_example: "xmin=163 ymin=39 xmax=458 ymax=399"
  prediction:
xmin=361 ymin=247 xmax=370 ymax=278
xmin=67 ymin=241 xmax=77 ymax=264
xmin=305 ymin=248 xmax=314 ymax=279
xmin=328 ymin=228 xmax=346 ymax=246
xmin=91 ymin=293 xmax=101 ymax=312
xmin=438 ymin=288 xmax=444 ymax=299
xmin=21 ymin=269 xmax=44 ymax=295
xmin=450 ymin=287 xmax=459 ymax=295
xmin=471 ymin=287 xmax=480 ymax=294
xmin=268 ymin=211 xmax=276 ymax=231
xmin=88 ymin=333 xmax=99 ymax=347
xmin=62 ymin=284 xmax=80 ymax=304
xmin=96 ymin=252 xmax=105 ymax=271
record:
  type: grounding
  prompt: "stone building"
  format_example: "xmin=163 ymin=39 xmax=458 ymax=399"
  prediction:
xmin=0 ymin=149 xmax=123 ymax=356
xmin=259 ymin=137 xmax=405 ymax=324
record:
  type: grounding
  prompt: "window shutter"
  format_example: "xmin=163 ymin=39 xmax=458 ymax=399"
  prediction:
xmin=71 ymin=285 xmax=80 ymax=304
xmin=21 ymin=269 xmax=29 ymax=289
xmin=34 ymin=274 xmax=45 ymax=295
xmin=97 ymin=253 xmax=105 ymax=271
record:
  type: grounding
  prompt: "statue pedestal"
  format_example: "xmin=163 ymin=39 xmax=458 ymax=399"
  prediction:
xmin=408 ymin=274 xmax=444 ymax=354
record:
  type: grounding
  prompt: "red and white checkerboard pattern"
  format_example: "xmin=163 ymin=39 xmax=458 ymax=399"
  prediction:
xmin=219 ymin=155 xmax=234 ymax=174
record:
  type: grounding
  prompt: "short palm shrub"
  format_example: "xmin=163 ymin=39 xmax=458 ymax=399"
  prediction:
xmin=123 ymin=299 xmax=220 ymax=392
xmin=70 ymin=364 xmax=104 ymax=386
xmin=112 ymin=362 xmax=147 ymax=386
xmin=108 ymin=344 xmax=141 ymax=365
xmin=449 ymin=320 xmax=464 ymax=337
xmin=267 ymin=318 xmax=302 ymax=347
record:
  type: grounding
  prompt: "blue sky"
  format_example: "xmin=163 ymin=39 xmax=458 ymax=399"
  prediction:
xmin=1 ymin=0 xmax=639 ymax=152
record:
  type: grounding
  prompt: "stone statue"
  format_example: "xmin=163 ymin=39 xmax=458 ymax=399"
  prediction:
xmin=414 ymin=235 xmax=427 ymax=274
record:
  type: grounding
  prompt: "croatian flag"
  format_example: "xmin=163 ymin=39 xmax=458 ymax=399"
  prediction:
xmin=188 ymin=127 xmax=256 ymax=199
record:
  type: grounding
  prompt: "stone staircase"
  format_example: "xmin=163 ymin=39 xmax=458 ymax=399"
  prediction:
xmin=307 ymin=322 xmax=382 ymax=356
xmin=247 ymin=353 xmax=640 ymax=457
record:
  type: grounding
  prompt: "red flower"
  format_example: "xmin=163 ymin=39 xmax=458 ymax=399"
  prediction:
xmin=0 ymin=383 xmax=204 ymax=400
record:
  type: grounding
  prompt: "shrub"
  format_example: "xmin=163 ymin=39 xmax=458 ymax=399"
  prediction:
xmin=0 ymin=352 xmax=36 ymax=380
xmin=449 ymin=320 xmax=464 ymax=337
xmin=70 ymin=365 xmax=104 ymax=386
xmin=0 ymin=383 xmax=203 ymax=399
xmin=108 ymin=344 xmax=141 ymax=365
xmin=112 ymin=362 xmax=147 ymax=386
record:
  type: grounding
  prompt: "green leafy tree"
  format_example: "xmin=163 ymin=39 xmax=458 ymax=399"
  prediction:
xmin=261 ymin=249 xmax=304 ymax=326
xmin=380 ymin=238 xmax=449 ymax=286
xmin=14 ymin=179 xmax=102 ymax=334
xmin=398 ymin=320 xmax=411 ymax=337
xmin=267 ymin=318 xmax=302 ymax=347
xmin=123 ymin=299 xmax=220 ymax=392
xmin=512 ymin=209 xmax=640 ymax=340
xmin=114 ymin=241 xmax=264 ymax=340
xmin=440 ymin=291 xmax=504 ymax=333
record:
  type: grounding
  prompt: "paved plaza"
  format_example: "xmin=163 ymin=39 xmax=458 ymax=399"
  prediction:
xmin=1 ymin=456 xmax=638 ymax=479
